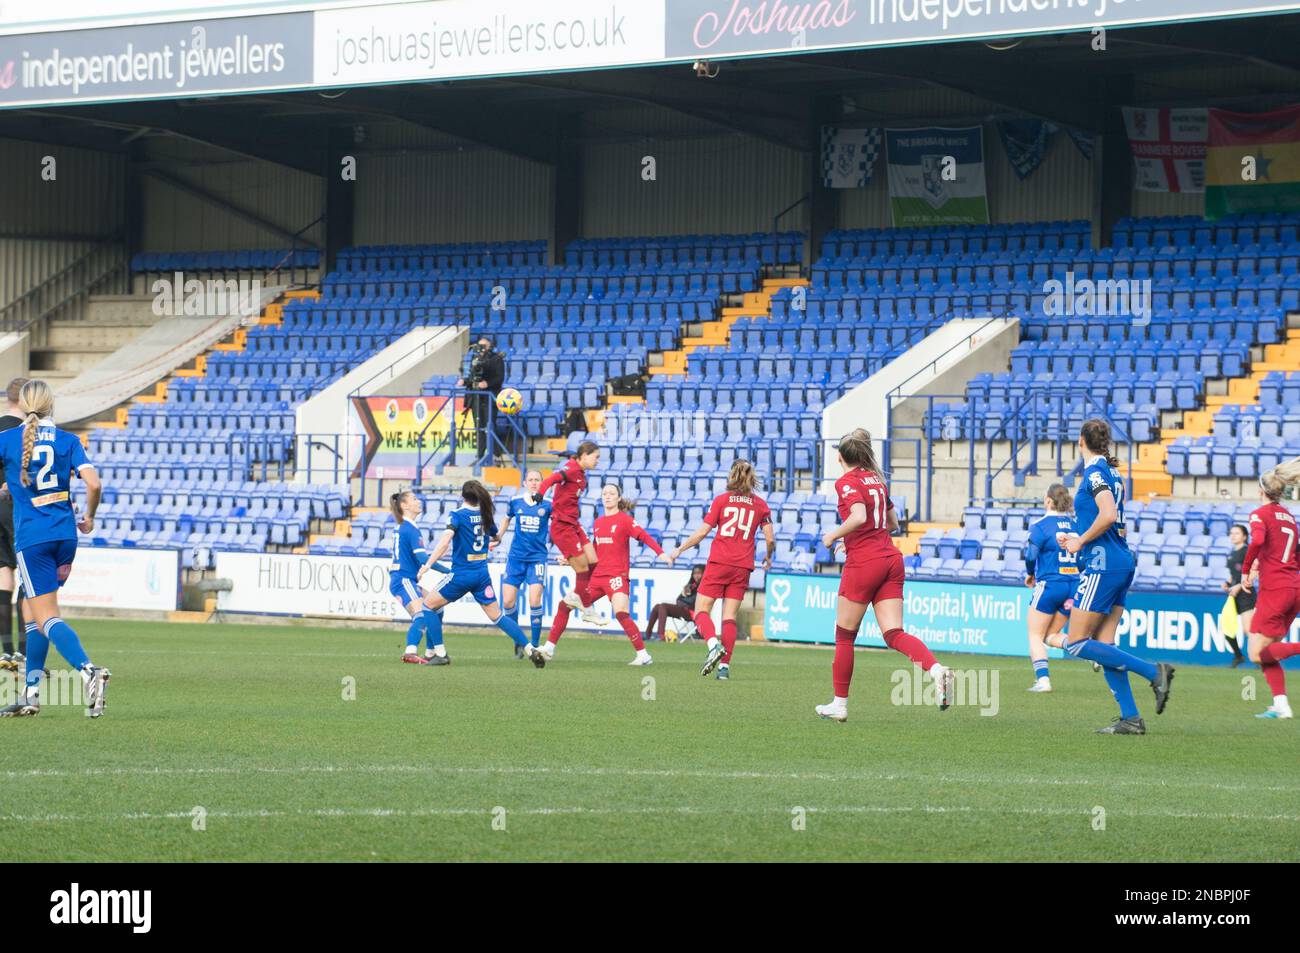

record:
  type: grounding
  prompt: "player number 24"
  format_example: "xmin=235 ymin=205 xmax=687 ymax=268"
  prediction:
xmin=719 ymin=506 xmax=754 ymax=538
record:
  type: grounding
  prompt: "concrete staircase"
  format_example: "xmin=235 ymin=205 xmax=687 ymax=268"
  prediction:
xmin=37 ymin=296 xmax=159 ymax=389
xmin=1156 ymin=325 xmax=1300 ymax=496
xmin=646 ymin=277 xmax=808 ymax=377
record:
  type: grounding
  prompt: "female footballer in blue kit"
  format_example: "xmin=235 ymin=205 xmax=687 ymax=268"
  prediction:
xmin=389 ymin=489 xmax=451 ymax=666
xmin=419 ymin=480 xmax=546 ymax=668
xmin=1059 ymin=419 xmax=1174 ymax=734
xmin=494 ymin=470 xmax=552 ymax=655
xmin=0 ymin=381 xmax=110 ymax=718
xmin=1023 ymin=483 xmax=1076 ymax=693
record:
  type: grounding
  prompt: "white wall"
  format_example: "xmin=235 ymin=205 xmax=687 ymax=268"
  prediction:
xmin=820 ymin=317 xmax=1019 ymax=493
xmin=293 ymin=325 xmax=466 ymax=484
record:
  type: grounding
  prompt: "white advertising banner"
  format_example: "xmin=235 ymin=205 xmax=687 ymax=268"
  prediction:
xmin=215 ymin=551 xmax=714 ymax=632
xmin=313 ymin=0 xmax=664 ymax=87
xmin=60 ymin=547 xmax=181 ymax=612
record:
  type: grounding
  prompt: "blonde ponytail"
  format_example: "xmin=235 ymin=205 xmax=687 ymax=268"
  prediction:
xmin=1261 ymin=456 xmax=1300 ymax=501
xmin=16 ymin=379 xmax=54 ymax=487
xmin=19 ymin=412 xmax=38 ymax=487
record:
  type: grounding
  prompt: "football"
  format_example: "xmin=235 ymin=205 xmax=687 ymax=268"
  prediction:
xmin=495 ymin=387 xmax=523 ymax=415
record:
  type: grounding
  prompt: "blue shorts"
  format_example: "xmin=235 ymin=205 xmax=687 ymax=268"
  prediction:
xmin=432 ymin=569 xmax=497 ymax=606
xmin=503 ymin=558 xmax=546 ymax=589
xmin=389 ymin=573 xmax=422 ymax=605
xmin=1072 ymin=569 xmax=1135 ymax=614
xmin=1030 ymin=577 xmax=1074 ymax=616
xmin=16 ymin=539 xmax=77 ymax=599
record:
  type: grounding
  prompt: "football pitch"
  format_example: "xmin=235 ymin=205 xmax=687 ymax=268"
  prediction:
xmin=0 ymin=619 xmax=1295 ymax=863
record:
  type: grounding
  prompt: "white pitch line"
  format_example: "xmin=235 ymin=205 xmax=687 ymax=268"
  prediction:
xmin=0 ymin=761 xmax=1294 ymax=796
xmin=1 ymin=803 xmax=1298 ymax=824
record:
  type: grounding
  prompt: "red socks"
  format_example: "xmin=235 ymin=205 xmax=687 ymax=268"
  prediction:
xmin=616 ymin=612 xmax=644 ymax=651
xmin=1259 ymin=642 xmax=1300 ymax=697
xmin=548 ymin=603 xmax=570 ymax=646
xmin=720 ymin=619 xmax=738 ymax=663
xmin=694 ymin=610 xmax=716 ymax=643
xmin=573 ymin=569 xmax=593 ymax=607
xmin=1260 ymin=642 xmax=1300 ymax=664
xmin=833 ymin=625 xmax=857 ymax=697
xmin=883 ymin=627 xmax=938 ymax=671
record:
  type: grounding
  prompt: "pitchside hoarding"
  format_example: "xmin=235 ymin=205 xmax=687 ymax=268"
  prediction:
xmin=215 ymin=552 xmax=714 ymax=633
xmin=764 ymin=572 xmax=1300 ymax=668
xmin=60 ymin=547 xmax=181 ymax=612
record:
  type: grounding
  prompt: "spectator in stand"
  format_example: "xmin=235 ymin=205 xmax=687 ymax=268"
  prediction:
xmin=644 ymin=564 xmax=706 ymax=642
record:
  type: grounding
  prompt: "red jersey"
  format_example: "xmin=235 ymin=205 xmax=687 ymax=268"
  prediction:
xmin=1244 ymin=502 xmax=1300 ymax=589
xmin=835 ymin=467 xmax=897 ymax=564
xmin=703 ymin=491 xmax=771 ymax=571
xmin=591 ymin=511 xmax=662 ymax=579
xmin=539 ymin=458 xmax=586 ymax=526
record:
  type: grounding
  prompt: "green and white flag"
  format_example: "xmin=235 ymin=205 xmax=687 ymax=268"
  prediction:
xmin=886 ymin=126 xmax=990 ymax=226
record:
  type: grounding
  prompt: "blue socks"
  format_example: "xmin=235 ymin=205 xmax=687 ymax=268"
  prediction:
xmin=529 ymin=604 xmax=543 ymax=647
xmin=23 ymin=622 xmax=44 ymax=696
xmin=424 ymin=610 xmax=444 ymax=650
xmin=405 ymin=612 xmax=426 ymax=650
xmin=496 ymin=612 xmax=528 ymax=648
xmin=43 ymin=617 xmax=90 ymax=672
xmin=1032 ymin=658 xmax=1050 ymax=681
xmin=1065 ymin=638 xmax=1158 ymax=683
xmin=1103 ymin=666 xmax=1140 ymax=719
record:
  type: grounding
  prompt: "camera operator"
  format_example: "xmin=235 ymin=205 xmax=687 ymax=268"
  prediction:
xmin=457 ymin=337 xmax=505 ymax=459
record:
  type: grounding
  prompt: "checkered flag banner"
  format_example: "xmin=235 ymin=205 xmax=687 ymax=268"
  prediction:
xmin=821 ymin=125 xmax=882 ymax=189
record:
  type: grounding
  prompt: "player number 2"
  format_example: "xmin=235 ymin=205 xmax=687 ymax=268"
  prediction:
xmin=719 ymin=506 xmax=754 ymax=538
xmin=32 ymin=445 xmax=56 ymax=491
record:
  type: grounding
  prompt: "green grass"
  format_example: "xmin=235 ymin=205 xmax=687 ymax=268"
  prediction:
xmin=0 ymin=618 xmax=1296 ymax=862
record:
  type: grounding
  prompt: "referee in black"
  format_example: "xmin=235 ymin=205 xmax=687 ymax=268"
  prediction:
xmin=0 ymin=377 xmax=27 ymax=670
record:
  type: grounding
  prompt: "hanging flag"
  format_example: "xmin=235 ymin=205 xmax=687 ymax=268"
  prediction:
xmin=1205 ymin=105 xmax=1300 ymax=218
xmin=1064 ymin=126 xmax=1094 ymax=162
xmin=885 ymin=126 xmax=990 ymax=226
xmin=998 ymin=119 xmax=1054 ymax=180
xmin=1121 ymin=106 xmax=1206 ymax=193
xmin=821 ymin=126 xmax=882 ymax=189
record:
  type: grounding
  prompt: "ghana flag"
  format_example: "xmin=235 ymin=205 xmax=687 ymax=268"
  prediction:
xmin=1205 ymin=105 xmax=1300 ymax=219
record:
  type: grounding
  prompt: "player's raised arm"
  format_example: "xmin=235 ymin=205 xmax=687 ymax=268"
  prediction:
xmin=421 ymin=528 xmax=455 ymax=575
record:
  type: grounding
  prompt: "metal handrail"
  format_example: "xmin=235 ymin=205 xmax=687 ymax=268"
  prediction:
xmin=885 ymin=312 xmax=1012 ymax=402
xmin=0 ymin=241 xmax=128 ymax=334
xmin=772 ymin=193 xmax=810 ymax=234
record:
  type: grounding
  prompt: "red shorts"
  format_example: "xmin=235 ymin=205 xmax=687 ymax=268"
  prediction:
xmin=589 ymin=573 xmax=629 ymax=602
xmin=550 ymin=522 xmax=590 ymax=560
xmin=698 ymin=562 xmax=752 ymax=601
xmin=839 ymin=554 xmax=905 ymax=606
xmin=1251 ymin=584 xmax=1300 ymax=637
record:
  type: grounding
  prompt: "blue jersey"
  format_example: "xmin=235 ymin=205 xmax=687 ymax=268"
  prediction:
xmin=506 ymin=495 xmax=551 ymax=563
xmin=447 ymin=505 xmax=493 ymax=574
xmin=0 ymin=421 xmax=92 ymax=550
xmin=1074 ymin=456 xmax=1135 ymax=574
xmin=1026 ymin=514 xmax=1079 ymax=580
xmin=389 ymin=520 xmax=428 ymax=578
